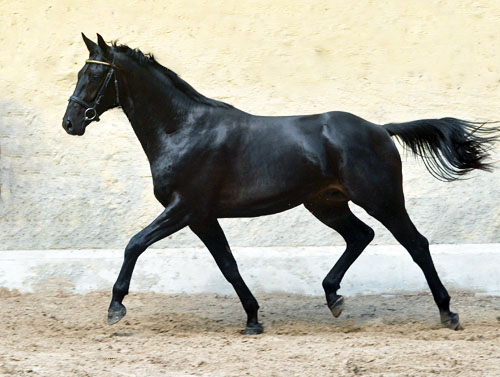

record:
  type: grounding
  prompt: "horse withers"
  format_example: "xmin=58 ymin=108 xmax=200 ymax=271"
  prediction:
xmin=62 ymin=33 xmax=498 ymax=334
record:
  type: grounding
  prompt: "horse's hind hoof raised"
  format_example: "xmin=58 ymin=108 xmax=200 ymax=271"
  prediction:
xmin=328 ymin=296 xmax=345 ymax=318
xmin=242 ymin=323 xmax=264 ymax=335
xmin=108 ymin=303 xmax=127 ymax=325
xmin=441 ymin=311 xmax=462 ymax=330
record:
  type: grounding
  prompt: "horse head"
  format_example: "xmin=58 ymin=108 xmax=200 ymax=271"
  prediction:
xmin=62 ymin=33 xmax=119 ymax=135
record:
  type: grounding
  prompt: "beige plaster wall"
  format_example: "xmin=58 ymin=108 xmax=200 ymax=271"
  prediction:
xmin=1 ymin=0 xmax=500 ymax=250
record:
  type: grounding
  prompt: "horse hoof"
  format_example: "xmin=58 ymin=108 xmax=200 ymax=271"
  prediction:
xmin=328 ymin=296 xmax=345 ymax=318
xmin=242 ymin=323 xmax=264 ymax=335
xmin=107 ymin=303 xmax=127 ymax=325
xmin=441 ymin=312 xmax=462 ymax=330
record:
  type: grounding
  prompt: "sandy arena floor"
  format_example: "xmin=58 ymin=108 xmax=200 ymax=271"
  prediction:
xmin=0 ymin=289 xmax=498 ymax=376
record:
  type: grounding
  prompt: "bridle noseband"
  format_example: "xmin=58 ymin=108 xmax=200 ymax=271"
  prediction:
xmin=69 ymin=57 xmax=120 ymax=123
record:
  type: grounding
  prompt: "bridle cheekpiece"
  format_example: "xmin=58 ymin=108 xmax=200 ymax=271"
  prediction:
xmin=68 ymin=57 xmax=120 ymax=123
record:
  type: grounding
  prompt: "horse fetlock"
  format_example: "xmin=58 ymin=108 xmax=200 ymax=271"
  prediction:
xmin=243 ymin=300 xmax=260 ymax=315
xmin=112 ymin=282 xmax=129 ymax=300
xmin=436 ymin=294 xmax=451 ymax=309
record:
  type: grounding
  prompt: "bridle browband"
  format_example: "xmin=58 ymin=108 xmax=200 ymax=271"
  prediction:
xmin=68 ymin=57 xmax=120 ymax=123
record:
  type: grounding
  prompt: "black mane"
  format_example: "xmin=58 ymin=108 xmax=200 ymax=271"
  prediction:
xmin=112 ymin=42 xmax=233 ymax=109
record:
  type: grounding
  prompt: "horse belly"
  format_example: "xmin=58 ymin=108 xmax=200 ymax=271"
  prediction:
xmin=216 ymin=187 xmax=308 ymax=217
xmin=216 ymin=158 xmax=336 ymax=217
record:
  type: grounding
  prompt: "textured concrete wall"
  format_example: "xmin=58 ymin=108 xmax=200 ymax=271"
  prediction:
xmin=1 ymin=0 xmax=500 ymax=250
xmin=2 ymin=246 xmax=500 ymax=296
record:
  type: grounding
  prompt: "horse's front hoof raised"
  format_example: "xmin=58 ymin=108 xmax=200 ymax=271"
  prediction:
xmin=441 ymin=311 xmax=462 ymax=330
xmin=108 ymin=303 xmax=127 ymax=325
xmin=242 ymin=323 xmax=264 ymax=335
xmin=328 ymin=295 xmax=345 ymax=318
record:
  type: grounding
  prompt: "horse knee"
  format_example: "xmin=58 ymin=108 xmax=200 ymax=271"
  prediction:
xmin=408 ymin=236 xmax=431 ymax=265
xmin=124 ymin=234 xmax=146 ymax=259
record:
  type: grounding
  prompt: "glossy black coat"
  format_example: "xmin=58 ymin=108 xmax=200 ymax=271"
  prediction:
xmin=62 ymin=34 xmax=497 ymax=333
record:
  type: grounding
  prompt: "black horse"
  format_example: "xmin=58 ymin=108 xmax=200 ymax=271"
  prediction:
xmin=63 ymin=34 xmax=497 ymax=334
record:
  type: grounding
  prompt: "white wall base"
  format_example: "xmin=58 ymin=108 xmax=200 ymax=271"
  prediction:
xmin=1 ymin=244 xmax=499 ymax=296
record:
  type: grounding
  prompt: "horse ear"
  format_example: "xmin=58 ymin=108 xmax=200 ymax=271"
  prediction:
xmin=82 ymin=32 xmax=98 ymax=53
xmin=96 ymin=33 xmax=112 ymax=60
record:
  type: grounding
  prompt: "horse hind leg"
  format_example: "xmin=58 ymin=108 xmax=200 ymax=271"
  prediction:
xmin=334 ymin=133 xmax=460 ymax=330
xmin=354 ymin=193 xmax=461 ymax=330
xmin=305 ymin=199 xmax=374 ymax=318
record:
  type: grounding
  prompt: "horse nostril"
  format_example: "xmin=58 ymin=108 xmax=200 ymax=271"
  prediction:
xmin=65 ymin=119 xmax=73 ymax=132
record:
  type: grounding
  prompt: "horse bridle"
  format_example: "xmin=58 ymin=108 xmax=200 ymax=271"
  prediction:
xmin=69 ymin=57 xmax=120 ymax=123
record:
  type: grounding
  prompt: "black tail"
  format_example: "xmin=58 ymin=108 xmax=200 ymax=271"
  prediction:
xmin=383 ymin=118 xmax=499 ymax=181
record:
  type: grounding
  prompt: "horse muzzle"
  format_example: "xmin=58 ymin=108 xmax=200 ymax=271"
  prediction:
xmin=62 ymin=117 xmax=86 ymax=136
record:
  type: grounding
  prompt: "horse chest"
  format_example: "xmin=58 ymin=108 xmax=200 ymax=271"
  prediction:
xmin=150 ymin=162 xmax=179 ymax=188
xmin=149 ymin=152 xmax=200 ymax=195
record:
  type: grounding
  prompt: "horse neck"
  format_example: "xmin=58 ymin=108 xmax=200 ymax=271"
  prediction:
xmin=117 ymin=59 xmax=194 ymax=160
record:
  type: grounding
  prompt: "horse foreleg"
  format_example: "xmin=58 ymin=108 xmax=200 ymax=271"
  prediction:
xmin=108 ymin=193 xmax=191 ymax=325
xmin=190 ymin=219 xmax=263 ymax=334
xmin=305 ymin=200 xmax=374 ymax=318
